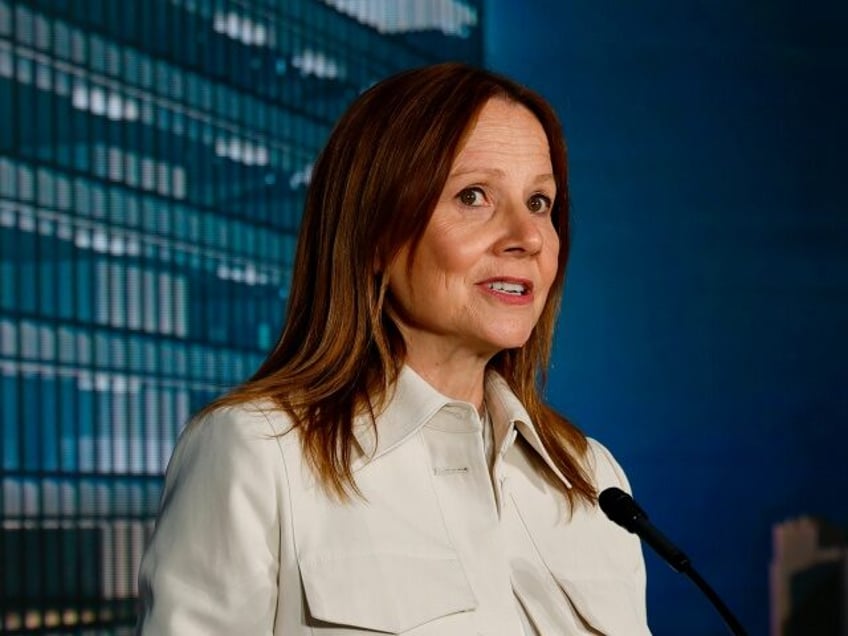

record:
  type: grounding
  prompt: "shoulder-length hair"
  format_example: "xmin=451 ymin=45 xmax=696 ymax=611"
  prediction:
xmin=213 ymin=62 xmax=595 ymax=504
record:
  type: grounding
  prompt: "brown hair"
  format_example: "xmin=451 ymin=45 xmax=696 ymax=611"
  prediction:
xmin=210 ymin=63 xmax=595 ymax=504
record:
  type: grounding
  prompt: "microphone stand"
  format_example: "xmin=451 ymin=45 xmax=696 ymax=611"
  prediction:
xmin=681 ymin=562 xmax=747 ymax=636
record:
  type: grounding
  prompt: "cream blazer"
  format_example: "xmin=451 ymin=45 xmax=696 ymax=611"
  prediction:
xmin=137 ymin=367 xmax=650 ymax=635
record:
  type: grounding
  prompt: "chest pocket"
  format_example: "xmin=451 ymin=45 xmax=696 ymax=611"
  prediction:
xmin=553 ymin=576 xmax=650 ymax=636
xmin=299 ymin=552 xmax=477 ymax=633
xmin=502 ymin=442 xmax=650 ymax=635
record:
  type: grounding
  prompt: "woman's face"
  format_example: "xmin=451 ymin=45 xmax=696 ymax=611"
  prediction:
xmin=387 ymin=98 xmax=560 ymax=364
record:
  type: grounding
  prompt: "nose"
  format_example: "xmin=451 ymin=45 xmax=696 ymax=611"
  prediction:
xmin=494 ymin=202 xmax=545 ymax=256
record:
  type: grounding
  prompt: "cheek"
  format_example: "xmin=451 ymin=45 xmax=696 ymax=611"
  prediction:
xmin=388 ymin=250 xmax=461 ymax=304
xmin=418 ymin=231 xmax=479 ymax=283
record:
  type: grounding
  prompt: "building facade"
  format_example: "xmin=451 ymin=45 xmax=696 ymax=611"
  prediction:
xmin=771 ymin=517 xmax=848 ymax=636
xmin=0 ymin=0 xmax=482 ymax=632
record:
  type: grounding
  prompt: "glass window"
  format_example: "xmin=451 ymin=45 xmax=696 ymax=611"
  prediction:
xmin=76 ymin=378 xmax=94 ymax=471
xmin=0 ymin=43 xmax=12 ymax=80
xmin=37 ymin=168 xmax=55 ymax=208
xmin=106 ymin=41 xmax=121 ymax=77
xmin=95 ymin=383 xmax=111 ymax=472
xmin=73 ymin=178 xmax=91 ymax=216
xmin=140 ymin=383 xmax=157 ymax=473
xmin=123 ymin=47 xmax=139 ymax=84
xmin=125 ymin=150 xmax=139 ymax=188
xmin=35 ymin=58 xmax=51 ymax=90
xmin=38 ymin=231 xmax=56 ymax=316
xmin=55 ymin=173 xmax=71 ymax=209
xmin=91 ymin=182 xmax=107 ymax=218
xmin=157 ymin=271 xmax=172 ymax=335
xmin=94 ymin=332 xmax=110 ymax=367
xmin=156 ymin=160 xmax=170 ymax=197
xmin=70 ymin=26 xmax=86 ymax=64
xmin=105 ymin=187 xmax=122 ymax=226
xmin=53 ymin=19 xmax=71 ymax=59
xmin=2 ymin=370 xmax=20 ymax=469
xmin=111 ymin=385 xmax=128 ymax=472
xmin=141 ymin=268 xmax=156 ymax=333
xmin=138 ymin=53 xmax=152 ymax=88
xmin=21 ymin=374 xmax=42 ymax=470
xmin=58 ymin=374 xmax=77 ymax=471
xmin=56 ymin=235 xmax=74 ymax=320
xmin=0 ymin=0 xmax=10 ymax=36
xmin=88 ymin=34 xmax=106 ymax=73
xmin=0 ymin=318 xmax=14 ymax=355
xmin=71 ymin=110 xmax=90 ymax=171
xmin=75 ymin=247 xmax=92 ymax=322
xmin=126 ymin=265 xmax=141 ymax=330
xmin=40 ymin=374 xmax=59 ymax=470
xmin=34 ymin=13 xmax=50 ymax=50
xmin=95 ymin=259 xmax=110 ymax=325
xmin=17 ymin=223 xmax=36 ymax=316
xmin=0 ymin=69 xmax=9 ymax=154
xmin=173 ymin=275 xmax=187 ymax=337
xmin=108 ymin=146 xmax=124 ymax=183
xmin=14 ymin=4 xmax=34 ymax=44
xmin=57 ymin=326 xmax=74 ymax=363
xmin=0 ymin=157 xmax=13 ymax=195
xmin=109 ymin=260 xmax=126 ymax=328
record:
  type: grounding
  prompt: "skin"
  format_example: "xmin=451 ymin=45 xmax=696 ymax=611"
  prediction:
xmin=387 ymin=98 xmax=560 ymax=410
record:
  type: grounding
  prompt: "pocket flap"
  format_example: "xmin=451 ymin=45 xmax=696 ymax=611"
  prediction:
xmin=300 ymin=553 xmax=477 ymax=633
xmin=555 ymin=577 xmax=650 ymax=635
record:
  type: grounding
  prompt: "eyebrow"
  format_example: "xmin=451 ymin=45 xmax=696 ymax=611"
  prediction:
xmin=448 ymin=167 xmax=556 ymax=186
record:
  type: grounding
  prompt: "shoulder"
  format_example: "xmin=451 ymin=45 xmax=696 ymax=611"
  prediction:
xmin=164 ymin=399 xmax=296 ymax=486
xmin=584 ymin=437 xmax=634 ymax=494
xmin=186 ymin=398 xmax=294 ymax=443
xmin=187 ymin=398 xmax=294 ymax=445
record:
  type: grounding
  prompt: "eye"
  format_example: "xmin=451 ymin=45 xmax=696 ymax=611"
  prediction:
xmin=527 ymin=193 xmax=553 ymax=214
xmin=457 ymin=187 xmax=487 ymax=207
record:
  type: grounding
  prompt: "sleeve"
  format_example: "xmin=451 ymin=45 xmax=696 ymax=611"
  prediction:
xmin=136 ymin=405 xmax=285 ymax=635
xmin=586 ymin=438 xmax=651 ymax=632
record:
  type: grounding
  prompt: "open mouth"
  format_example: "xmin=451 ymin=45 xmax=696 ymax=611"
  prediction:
xmin=487 ymin=281 xmax=529 ymax=295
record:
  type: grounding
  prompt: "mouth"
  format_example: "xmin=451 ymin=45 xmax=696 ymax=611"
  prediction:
xmin=482 ymin=278 xmax=534 ymax=296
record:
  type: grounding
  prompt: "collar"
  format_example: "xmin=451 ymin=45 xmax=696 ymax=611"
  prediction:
xmin=484 ymin=373 xmax=573 ymax=489
xmin=354 ymin=365 xmax=572 ymax=489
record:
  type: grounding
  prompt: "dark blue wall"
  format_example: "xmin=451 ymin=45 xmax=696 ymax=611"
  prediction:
xmin=486 ymin=2 xmax=848 ymax=634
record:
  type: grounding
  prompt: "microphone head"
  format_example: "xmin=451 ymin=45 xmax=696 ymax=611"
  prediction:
xmin=599 ymin=487 xmax=648 ymax=533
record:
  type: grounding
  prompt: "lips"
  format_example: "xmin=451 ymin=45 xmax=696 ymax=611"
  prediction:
xmin=479 ymin=278 xmax=533 ymax=297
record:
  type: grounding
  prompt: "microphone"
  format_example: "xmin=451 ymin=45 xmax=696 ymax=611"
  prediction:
xmin=599 ymin=487 xmax=748 ymax=636
xmin=599 ymin=486 xmax=690 ymax=572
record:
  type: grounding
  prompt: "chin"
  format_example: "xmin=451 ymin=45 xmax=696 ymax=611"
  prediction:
xmin=481 ymin=332 xmax=534 ymax=354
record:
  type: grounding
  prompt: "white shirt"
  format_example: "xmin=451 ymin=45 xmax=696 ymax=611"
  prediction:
xmin=138 ymin=366 xmax=650 ymax=634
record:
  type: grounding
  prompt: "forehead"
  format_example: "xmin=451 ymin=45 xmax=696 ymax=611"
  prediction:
xmin=452 ymin=98 xmax=551 ymax=167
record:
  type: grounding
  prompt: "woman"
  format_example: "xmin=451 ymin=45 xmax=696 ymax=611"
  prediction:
xmin=137 ymin=63 xmax=650 ymax=635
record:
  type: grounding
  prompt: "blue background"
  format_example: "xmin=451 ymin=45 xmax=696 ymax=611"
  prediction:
xmin=487 ymin=1 xmax=848 ymax=634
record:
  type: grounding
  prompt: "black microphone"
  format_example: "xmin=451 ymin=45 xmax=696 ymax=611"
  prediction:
xmin=599 ymin=486 xmax=690 ymax=572
xmin=599 ymin=487 xmax=748 ymax=636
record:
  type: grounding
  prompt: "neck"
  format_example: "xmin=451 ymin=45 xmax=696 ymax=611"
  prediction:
xmin=403 ymin=352 xmax=491 ymax=411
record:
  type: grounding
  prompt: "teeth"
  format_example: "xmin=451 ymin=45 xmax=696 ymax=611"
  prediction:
xmin=488 ymin=281 xmax=526 ymax=295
